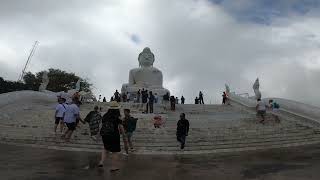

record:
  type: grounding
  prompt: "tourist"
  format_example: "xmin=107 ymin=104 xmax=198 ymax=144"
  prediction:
xmin=99 ymin=101 xmax=126 ymax=172
xmin=114 ymin=90 xmax=120 ymax=102
xmin=99 ymin=95 xmax=102 ymax=102
xmin=62 ymin=97 xmax=83 ymax=142
xmin=60 ymin=90 xmax=72 ymax=105
xmin=256 ymin=98 xmax=268 ymax=124
xmin=110 ymin=96 xmax=114 ymax=102
xmin=127 ymin=92 xmax=131 ymax=102
xmin=154 ymin=115 xmax=165 ymax=128
xmin=181 ymin=96 xmax=185 ymax=104
xmin=175 ymin=97 xmax=179 ymax=104
xmin=103 ymin=97 xmax=106 ymax=102
xmin=163 ymin=92 xmax=169 ymax=102
xmin=163 ymin=92 xmax=169 ymax=105
xmin=199 ymin=91 xmax=204 ymax=104
xmin=222 ymin=92 xmax=227 ymax=105
xmin=142 ymin=89 xmax=148 ymax=103
xmin=154 ymin=93 xmax=159 ymax=104
xmin=142 ymin=90 xmax=149 ymax=113
xmin=137 ymin=89 xmax=141 ymax=103
xmin=147 ymin=91 xmax=155 ymax=113
xmin=170 ymin=96 xmax=176 ymax=111
xmin=176 ymin=113 xmax=189 ymax=150
xmin=195 ymin=97 xmax=199 ymax=104
xmin=122 ymin=109 xmax=138 ymax=155
xmin=122 ymin=93 xmax=127 ymax=102
xmin=84 ymin=106 xmax=102 ymax=141
xmin=54 ymin=97 xmax=66 ymax=134
xmin=73 ymin=91 xmax=81 ymax=101
xmin=269 ymin=99 xmax=280 ymax=123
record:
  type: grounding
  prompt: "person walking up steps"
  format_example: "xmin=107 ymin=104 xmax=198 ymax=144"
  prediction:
xmin=122 ymin=109 xmax=138 ymax=155
xmin=54 ymin=97 xmax=66 ymax=134
xmin=256 ymin=98 xmax=268 ymax=124
xmin=176 ymin=113 xmax=189 ymax=150
xmin=170 ymin=96 xmax=176 ymax=111
xmin=269 ymin=99 xmax=280 ymax=123
xmin=99 ymin=101 xmax=126 ymax=172
xmin=137 ymin=89 xmax=141 ymax=103
xmin=84 ymin=106 xmax=102 ymax=141
xmin=62 ymin=97 xmax=83 ymax=142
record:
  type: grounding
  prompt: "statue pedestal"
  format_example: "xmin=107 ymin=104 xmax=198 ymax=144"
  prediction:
xmin=121 ymin=84 xmax=170 ymax=100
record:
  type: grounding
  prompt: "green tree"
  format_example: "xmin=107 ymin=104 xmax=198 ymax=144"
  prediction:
xmin=23 ymin=72 xmax=40 ymax=90
xmin=0 ymin=69 xmax=92 ymax=94
xmin=0 ymin=77 xmax=27 ymax=94
xmin=25 ymin=68 xmax=92 ymax=92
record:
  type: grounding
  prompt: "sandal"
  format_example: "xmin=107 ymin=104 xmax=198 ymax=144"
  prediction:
xmin=110 ymin=168 xmax=120 ymax=172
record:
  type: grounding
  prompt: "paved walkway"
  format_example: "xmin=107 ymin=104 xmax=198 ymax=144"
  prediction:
xmin=1 ymin=143 xmax=320 ymax=180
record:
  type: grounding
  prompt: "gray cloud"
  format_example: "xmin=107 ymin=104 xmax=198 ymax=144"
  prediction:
xmin=0 ymin=0 xmax=319 ymax=106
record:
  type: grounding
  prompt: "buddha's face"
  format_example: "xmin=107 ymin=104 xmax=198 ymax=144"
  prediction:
xmin=138 ymin=48 xmax=155 ymax=67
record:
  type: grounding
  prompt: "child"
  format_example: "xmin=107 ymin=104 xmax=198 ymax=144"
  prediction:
xmin=84 ymin=106 xmax=102 ymax=141
xmin=269 ymin=99 xmax=280 ymax=123
xmin=54 ymin=98 xmax=66 ymax=134
xmin=122 ymin=109 xmax=138 ymax=155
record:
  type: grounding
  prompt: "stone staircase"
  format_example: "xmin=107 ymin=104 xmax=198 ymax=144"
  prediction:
xmin=1 ymin=101 xmax=320 ymax=154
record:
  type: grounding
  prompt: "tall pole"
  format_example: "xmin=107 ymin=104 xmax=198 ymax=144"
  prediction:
xmin=18 ymin=41 xmax=39 ymax=82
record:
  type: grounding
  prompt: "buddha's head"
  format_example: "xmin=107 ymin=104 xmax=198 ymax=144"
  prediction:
xmin=138 ymin=47 xmax=155 ymax=67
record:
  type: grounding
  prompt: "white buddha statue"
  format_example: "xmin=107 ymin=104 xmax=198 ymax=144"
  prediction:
xmin=121 ymin=47 xmax=170 ymax=97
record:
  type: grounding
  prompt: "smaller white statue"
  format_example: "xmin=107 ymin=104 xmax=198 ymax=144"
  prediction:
xmin=253 ymin=78 xmax=262 ymax=100
xmin=225 ymin=84 xmax=230 ymax=94
xmin=75 ymin=79 xmax=81 ymax=92
xmin=39 ymin=71 xmax=49 ymax=92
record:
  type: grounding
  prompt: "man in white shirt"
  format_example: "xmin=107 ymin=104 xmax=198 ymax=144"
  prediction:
xmin=62 ymin=97 xmax=82 ymax=142
xmin=54 ymin=98 xmax=66 ymax=134
xmin=256 ymin=98 xmax=268 ymax=124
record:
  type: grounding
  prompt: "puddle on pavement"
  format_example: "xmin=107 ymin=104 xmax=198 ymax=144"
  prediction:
xmin=242 ymin=163 xmax=307 ymax=179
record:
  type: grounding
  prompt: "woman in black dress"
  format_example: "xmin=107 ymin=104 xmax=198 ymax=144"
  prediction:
xmin=98 ymin=101 xmax=125 ymax=171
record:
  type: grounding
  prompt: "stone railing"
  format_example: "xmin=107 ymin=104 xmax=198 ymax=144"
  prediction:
xmin=227 ymin=92 xmax=320 ymax=126
xmin=0 ymin=90 xmax=57 ymax=108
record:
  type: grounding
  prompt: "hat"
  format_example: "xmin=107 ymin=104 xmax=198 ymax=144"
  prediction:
xmin=109 ymin=101 xmax=121 ymax=109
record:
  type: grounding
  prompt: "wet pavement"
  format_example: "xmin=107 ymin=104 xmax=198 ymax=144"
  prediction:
xmin=1 ymin=143 xmax=320 ymax=180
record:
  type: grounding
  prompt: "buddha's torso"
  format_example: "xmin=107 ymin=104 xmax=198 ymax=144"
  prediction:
xmin=129 ymin=67 xmax=163 ymax=88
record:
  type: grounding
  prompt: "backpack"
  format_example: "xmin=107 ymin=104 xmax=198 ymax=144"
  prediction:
xmin=128 ymin=117 xmax=138 ymax=132
xmin=92 ymin=113 xmax=102 ymax=124
xmin=100 ymin=119 xmax=115 ymax=136
xmin=273 ymin=102 xmax=280 ymax=109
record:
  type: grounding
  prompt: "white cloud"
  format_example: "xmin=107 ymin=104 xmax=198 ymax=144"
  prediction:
xmin=0 ymin=0 xmax=319 ymax=106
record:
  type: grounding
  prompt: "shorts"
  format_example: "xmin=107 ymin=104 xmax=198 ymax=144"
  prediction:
xmin=272 ymin=108 xmax=279 ymax=113
xmin=126 ymin=132 xmax=133 ymax=139
xmin=65 ymin=122 xmax=76 ymax=131
xmin=101 ymin=135 xmax=121 ymax=152
xmin=55 ymin=117 xmax=63 ymax=124
xmin=257 ymin=110 xmax=266 ymax=116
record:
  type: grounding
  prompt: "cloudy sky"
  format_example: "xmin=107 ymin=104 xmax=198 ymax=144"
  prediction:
xmin=1 ymin=0 xmax=320 ymax=106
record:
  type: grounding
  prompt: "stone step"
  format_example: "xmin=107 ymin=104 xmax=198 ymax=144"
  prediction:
xmin=0 ymin=126 xmax=315 ymax=140
xmin=3 ymin=135 xmax=320 ymax=153
xmin=0 ymin=120 xmax=308 ymax=130
xmin=3 ymin=130 xmax=320 ymax=147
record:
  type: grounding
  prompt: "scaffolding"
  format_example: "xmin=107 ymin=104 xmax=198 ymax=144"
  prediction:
xmin=18 ymin=41 xmax=39 ymax=82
